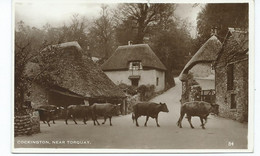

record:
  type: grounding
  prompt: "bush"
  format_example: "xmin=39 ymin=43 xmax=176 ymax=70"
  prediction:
xmin=137 ymin=84 xmax=155 ymax=101
xmin=117 ymin=83 xmax=137 ymax=96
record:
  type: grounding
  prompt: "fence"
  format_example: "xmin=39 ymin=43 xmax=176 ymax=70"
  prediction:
xmin=201 ymin=89 xmax=216 ymax=104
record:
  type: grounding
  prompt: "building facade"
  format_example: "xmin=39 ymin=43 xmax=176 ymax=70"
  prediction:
xmin=214 ymin=28 xmax=248 ymax=122
xmin=24 ymin=41 xmax=127 ymax=113
xmin=101 ymin=44 xmax=167 ymax=92
xmin=179 ymin=35 xmax=222 ymax=103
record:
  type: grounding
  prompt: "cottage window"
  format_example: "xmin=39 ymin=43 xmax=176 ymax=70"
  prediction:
xmin=129 ymin=61 xmax=142 ymax=70
xmin=227 ymin=64 xmax=234 ymax=90
xmin=156 ymin=77 xmax=159 ymax=86
xmin=230 ymin=94 xmax=236 ymax=109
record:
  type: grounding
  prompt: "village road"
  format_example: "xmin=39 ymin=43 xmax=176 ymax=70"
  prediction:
xmin=14 ymin=78 xmax=248 ymax=150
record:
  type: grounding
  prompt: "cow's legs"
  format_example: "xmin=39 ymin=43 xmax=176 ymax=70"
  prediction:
xmin=72 ymin=116 xmax=77 ymax=124
xmin=46 ymin=117 xmax=51 ymax=127
xmin=83 ymin=117 xmax=87 ymax=124
xmin=47 ymin=121 xmax=50 ymax=127
xmin=155 ymin=116 xmax=160 ymax=127
xmin=93 ymin=116 xmax=100 ymax=126
xmin=144 ymin=116 xmax=149 ymax=127
xmin=109 ymin=117 xmax=112 ymax=126
xmin=92 ymin=115 xmax=96 ymax=125
xmin=200 ymin=117 xmax=205 ymax=129
xmin=65 ymin=117 xmax=68 ymax=125
xmin=95 ymin=119 xmax=100 ymax=125
xmin=187 ymin=115 xmax=194 ymax=129
xmin=135 ymin=116 xmax=139 ymax=127
xmin=42 ymin=121 xmax=46 ymax=124
xmin=102 ymin=116 xmax=107 ymax=124
xmin=177 ymin=112 xmax=185 ymax=128
xmin=204 ymin=117 xmax=208 ymax=125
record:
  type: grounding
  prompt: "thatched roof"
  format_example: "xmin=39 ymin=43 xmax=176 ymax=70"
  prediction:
xmin=101 ymin=44 xmax=167 ymax=71
xmin=43 ymin=41 xmax=83 ymax=54
xmin=25 ymin=41 xmax=125 ymax=99
xmin=179 ymin=35 xmax=222 ymax=81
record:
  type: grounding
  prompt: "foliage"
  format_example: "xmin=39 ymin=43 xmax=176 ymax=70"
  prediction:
xmin=196 ymin=3 xmax=248 ymax=46
xmin=117 ymin=83 xmax=137 ymax=96
xmin=15 ymin=21 xmax=65 ymax=111
xmin=114 ymin=3 xmax=177 ymax=44
xmin=137 ymin=84 xmax=155 ymax=101
xmin=113 ymin=4 xmax=194 ymax=87
xmin=187 ymin=72 xmax=199 ymax=87
xmin=87 ymin=5 xmax=117 ymax=59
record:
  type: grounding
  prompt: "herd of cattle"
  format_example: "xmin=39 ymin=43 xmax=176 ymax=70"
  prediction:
xmin=34 ymin=101 xmax=219 ymax=129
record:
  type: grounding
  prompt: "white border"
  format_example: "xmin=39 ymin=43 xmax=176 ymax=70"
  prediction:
xmin=10 ymin=0 xmax=255 ymax=154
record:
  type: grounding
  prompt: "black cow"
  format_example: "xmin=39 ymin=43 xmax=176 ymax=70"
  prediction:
xmin=65 ymin=105 xmax=92 ymax=125
xmin=35 ymin=108 xmax=54 ymax=127
xmin=91 ymin=103 xmax=121 ymax=126
xmin=177 ymin=101 xmax=219 ymax=129
xmin=132 ymin=102 xmax=169 ymax=127
xmin=38 ymin=105 xmax=64 ymax=124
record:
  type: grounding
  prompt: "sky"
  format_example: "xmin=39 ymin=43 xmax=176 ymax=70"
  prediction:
xmin=15 ymin=2 xmax=204 ymax=38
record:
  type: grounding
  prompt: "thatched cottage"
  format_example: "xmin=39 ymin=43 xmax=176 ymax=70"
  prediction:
xmin=24 ymin=41 xmax=126 ymax=113
xmin=101 ymin=44 xmax=167 ymax=92
xmin=214 ymin=28 xmax=248 ymax=122
xmin=179 ymin=35 xmax=222 ymax=103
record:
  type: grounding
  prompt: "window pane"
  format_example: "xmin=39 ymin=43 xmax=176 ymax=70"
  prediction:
xmin=230 ymin=94 xmax=236 ymax=109
xmin=227 ymin=64 xmax=234 ymax=90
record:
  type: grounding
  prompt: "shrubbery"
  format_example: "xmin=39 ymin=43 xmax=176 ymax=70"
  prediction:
xmin=117 ymin=83 xmax=156 ymax=101
xmin=117 ymin=83 xmax=138 ymax=96
xmin=137 ymin=84 xmax=155 ymax=101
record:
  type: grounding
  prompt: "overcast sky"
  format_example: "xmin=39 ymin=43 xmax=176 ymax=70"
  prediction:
xmin=15 ymin=2 xmax=204 ymax=38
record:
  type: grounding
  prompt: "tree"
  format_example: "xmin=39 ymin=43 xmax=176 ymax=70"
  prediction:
xmin=15 ymin=21 xmax=65 ymax=113
xmin=196 ymin=3 xmax=248 ymax=44
xmin=87 ymin=5 xmax=116 ymax=59
xmin=115 ymin=3 xmax=176 ymax=44
xmin=150 ymin=18 xmax=194 ymax=88
xmin=113 ymin=3 xmax=194 ymax=88
xmin=59 ymin=14 xmax=89 ymax=50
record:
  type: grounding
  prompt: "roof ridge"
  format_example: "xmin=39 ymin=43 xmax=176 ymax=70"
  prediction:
xmin=101 ymin=44 xmax=167 ymax=71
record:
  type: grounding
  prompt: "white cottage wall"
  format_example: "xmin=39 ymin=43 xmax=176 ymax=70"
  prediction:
xmin=104 ymin=69 xmax=165 ymax=92
xmin=155 ymin=70 xmax=165 ymax=91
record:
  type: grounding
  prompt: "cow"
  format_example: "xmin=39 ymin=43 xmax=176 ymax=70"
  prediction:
xmin=90 ymin=103 xmax=121 ymax=126
xmin=65 ymin=105 xmax=92 ymax=125
xmin=38 ymin=105 xmax=64 ymax=124
xmin=177 ymin=101 xmax=219 ymax=129
xmin=132 ymin=102 xmax=169 ymax=127
xmin=35 ymin=108 xmax=54 ymax=127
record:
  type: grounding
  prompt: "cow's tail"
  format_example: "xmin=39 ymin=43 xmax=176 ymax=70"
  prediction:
xmin=132 ymin=113 xmax=135 ymax=123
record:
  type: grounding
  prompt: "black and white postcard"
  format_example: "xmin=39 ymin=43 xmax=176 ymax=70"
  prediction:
xmin=12 ymin=0 xmax=254 ymax=153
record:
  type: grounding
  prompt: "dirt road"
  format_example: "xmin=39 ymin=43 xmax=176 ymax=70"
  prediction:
xmin=14 ymin=79 xmax=248 ymax=149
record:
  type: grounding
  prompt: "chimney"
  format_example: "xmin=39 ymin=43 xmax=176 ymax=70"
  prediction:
xmin=128 ymin=41 xmax=133 ymax=45
xmin=211 ymin=26 xmax=218 ymax=36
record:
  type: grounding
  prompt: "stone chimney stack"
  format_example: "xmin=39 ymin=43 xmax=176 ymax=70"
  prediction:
xmin=128 ymin=41 xmax=133 ymax=45
xmin=211 ymin=26 xmax=218 ymax=36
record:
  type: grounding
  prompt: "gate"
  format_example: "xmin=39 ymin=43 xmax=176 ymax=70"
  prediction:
xmin=201 ymin=89 xmax=216 ymax=104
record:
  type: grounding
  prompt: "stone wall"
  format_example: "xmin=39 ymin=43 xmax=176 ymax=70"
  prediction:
xmin=15 ymin=110 xmax=40 ymax=136
xmin=215 ymin=60 xmax=248 ymax=122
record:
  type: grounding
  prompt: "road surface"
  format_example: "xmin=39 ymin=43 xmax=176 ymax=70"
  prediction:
xmin=14 ymin=79 xmax=248 ymax=149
